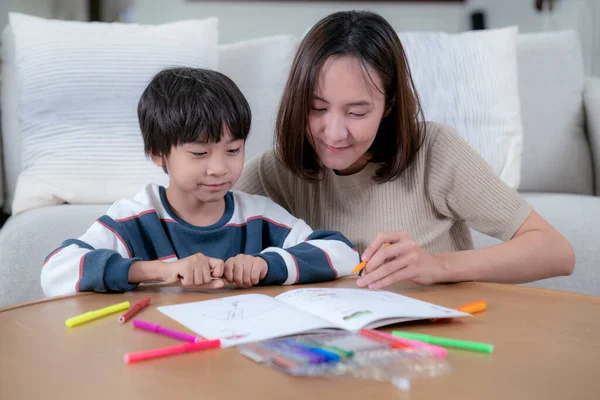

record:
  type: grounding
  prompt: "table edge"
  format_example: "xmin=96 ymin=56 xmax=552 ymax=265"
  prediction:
xmin=1 ymin=280 xmax=597 ymax=313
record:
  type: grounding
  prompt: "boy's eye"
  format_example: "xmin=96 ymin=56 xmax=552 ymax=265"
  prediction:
xmin=227 ymin=148 xmax=241 ymax=154
xmin=190 ymin=152 xmax=207 ymax=157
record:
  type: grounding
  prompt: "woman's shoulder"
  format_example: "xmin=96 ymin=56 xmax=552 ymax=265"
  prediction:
xmin=420 ymin=121 xmax=458 ymax=146
xmin=246 ymin=148 xmax=292 ymax=178
xmin=418 ymin=121 xmax=471 ymax=160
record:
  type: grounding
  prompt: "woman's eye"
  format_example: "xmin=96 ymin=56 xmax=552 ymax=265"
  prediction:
xmin=350 ymin=113 xmax=366 ymax=117
xmin=311 ymin=107 xmax=327 ymax=112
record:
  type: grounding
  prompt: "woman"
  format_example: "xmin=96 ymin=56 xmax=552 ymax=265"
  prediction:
xmin=236 ymin=10 xmax=574 ymax=290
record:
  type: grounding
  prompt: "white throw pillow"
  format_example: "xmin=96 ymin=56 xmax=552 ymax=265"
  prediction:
xmin=9 ymin=13 xmax=219 ymax=214
xmin=398 ymin=27 xmax=523 ymax=188
xmin=218 ymin=35 xmax=299 ymax=160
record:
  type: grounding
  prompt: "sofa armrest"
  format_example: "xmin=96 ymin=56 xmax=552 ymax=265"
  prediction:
xmin=584 ymin=76 xmax=600 ymax=195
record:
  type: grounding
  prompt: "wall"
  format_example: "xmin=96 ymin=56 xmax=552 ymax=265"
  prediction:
xmin=132 ymin=0 xmax=468 ymax=43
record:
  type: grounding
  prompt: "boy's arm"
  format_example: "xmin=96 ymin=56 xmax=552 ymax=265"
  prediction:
xmin=41 ymin=215 xmax=140 ymax=297
xmin=257 ymin=218 xmax=360 ymax=285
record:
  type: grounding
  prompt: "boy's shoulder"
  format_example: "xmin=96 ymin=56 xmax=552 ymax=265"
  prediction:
xmin=229 ymin=190 xmax=298 ymax=225
xmin=104 ymin=183 xmax=167 ymax=221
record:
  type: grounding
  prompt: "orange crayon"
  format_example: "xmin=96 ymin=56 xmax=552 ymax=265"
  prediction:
xmin=351 ymin=243 xmax=391 ymax=274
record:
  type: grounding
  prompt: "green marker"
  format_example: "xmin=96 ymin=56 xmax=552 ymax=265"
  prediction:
xmin=392 ymin=331 xmax=494 ymax=354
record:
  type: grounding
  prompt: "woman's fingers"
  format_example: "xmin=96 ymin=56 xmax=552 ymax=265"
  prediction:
xmin=365 ymin=265 xmax=419 ymax=290
xmin=357 ymin=253 xmax=417 ymax=287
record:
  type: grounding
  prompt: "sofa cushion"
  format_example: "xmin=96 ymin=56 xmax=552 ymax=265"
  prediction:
xmin=1 ymin=26 xmax=19 ymax=214
xmin=472 ymin=192 xmax=600 ymax=297
xmin=218 ymin=35 xmax=299 ymax=161
xmin=516 ymin=31 xmax=592 ymax=195
xmin=0 ymin=204 xmax=108 ymax=307
xmin=8 ymin=13 xmax=219 ymax=215
xmin=399 ymin=27 xmax=523 ymax=188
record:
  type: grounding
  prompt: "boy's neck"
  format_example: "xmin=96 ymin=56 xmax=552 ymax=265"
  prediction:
xmin=165 ymin=186 xmax=226 ymax=227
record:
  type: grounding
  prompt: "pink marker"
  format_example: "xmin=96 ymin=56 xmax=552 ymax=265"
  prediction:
xmin=360 ymin=329 xmax=447 ymax=358
xmin=132 ymin=319 xmax=202 ymax=343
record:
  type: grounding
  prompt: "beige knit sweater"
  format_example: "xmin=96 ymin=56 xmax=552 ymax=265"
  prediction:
xmin=236 ymin=122 xmax=532 ymax=255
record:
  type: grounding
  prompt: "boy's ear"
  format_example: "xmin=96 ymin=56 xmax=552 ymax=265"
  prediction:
xmin=150 ymin=154 xmax=165 ymax=168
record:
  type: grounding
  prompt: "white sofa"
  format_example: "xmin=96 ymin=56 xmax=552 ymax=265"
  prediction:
xmin=1 ymin=21 xmax=599 ymax=307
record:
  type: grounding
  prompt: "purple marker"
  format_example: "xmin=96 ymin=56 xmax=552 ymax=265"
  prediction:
xmin=268 ymin=340 xmax=324 ymax=364
xmin=132 ymin=319 xmax=202 ymax=343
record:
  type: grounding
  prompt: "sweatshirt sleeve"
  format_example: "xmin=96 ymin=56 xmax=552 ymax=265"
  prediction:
xmin=41 ymin=214 xmax=140 ymax=297
xmin=254 ymin=199 xmax=360 ymax=285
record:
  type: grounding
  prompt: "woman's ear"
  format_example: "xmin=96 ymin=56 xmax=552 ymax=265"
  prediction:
xmin=383 ymin=100 xmax=395 ymax=117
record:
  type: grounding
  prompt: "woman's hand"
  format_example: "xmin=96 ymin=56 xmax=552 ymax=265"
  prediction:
xmin=356 ymin=231 xmax=445 ymax=289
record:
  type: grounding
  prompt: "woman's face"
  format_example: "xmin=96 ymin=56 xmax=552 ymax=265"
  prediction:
xmin=307 ymin=55 xmax=387 ymax=175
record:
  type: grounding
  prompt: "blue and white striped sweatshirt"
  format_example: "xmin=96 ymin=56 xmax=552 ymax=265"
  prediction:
xmin=41 ymin=184 xmax=360 ymax=296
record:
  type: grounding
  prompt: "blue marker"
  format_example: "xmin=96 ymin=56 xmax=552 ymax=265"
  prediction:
xmin=283 ymin=339 xmax=341 ymax=363
xmin=268 ymin=340 xmax=325 ymax=364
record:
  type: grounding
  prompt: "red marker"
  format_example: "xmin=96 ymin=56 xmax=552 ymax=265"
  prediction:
xmin=360 ymin=328 xmax=412 ymax=349
xmin=124 ymin=339 xmax=221 ymax=364
xmin=117 ymin=296 xmax=151 ymax=324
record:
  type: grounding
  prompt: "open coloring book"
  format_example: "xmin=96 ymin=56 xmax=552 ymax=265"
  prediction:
xmin=157 ymin=288 xmax=470 ymax=347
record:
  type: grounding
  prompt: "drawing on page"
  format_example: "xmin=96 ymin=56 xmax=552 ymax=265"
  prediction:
xmin=342 ymin=310 xmax=374 ymax=321
xmin=227 ymin=301 xmax=244 ymax=320
xmin=200 ymin=298 xmax=282 ymax=321
xmin=218 ymin=329 xmax=249 ymax=341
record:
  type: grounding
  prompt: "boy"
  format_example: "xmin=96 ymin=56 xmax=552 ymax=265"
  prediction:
xmin=41 ymin=67 xmax=359 ymax=297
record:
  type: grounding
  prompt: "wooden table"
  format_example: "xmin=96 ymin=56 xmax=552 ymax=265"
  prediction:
xmin=1 ymin=279 xmax=599 ymax=400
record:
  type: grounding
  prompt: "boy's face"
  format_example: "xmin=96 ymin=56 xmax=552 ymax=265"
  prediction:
xmin=153 ymin=129 xmax=245 ymax=205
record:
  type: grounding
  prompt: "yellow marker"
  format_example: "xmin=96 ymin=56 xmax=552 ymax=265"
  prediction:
xmin=66 ymin=301 xmax=130 ymax=327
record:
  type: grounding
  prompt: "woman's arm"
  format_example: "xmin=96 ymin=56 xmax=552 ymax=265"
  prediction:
xmin=435 ymin=210 xmax=574 ymax=284
xmin=357 ymin=123 xmax=575 ymax=289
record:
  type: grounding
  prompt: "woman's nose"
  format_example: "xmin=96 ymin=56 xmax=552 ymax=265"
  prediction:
xmin=324 ymin=113 xmax=347 ymax=142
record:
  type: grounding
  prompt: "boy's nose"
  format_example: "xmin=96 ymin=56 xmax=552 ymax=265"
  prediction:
xmin=206 ymin=158 xmax=228 ymax=176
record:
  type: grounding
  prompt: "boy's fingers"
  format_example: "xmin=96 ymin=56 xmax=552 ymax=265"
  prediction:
xmin=181 ymin=265 xmax=193 ymax=286
xmin=243 ymin=262 xmax=252 ymax=286
xmin=250 ymin=263 xmax=262 ymax=285
xmin=224 ymin=259 xmax=234 ymax=283
xmin=233 ymin=262 xmax=244 ymax=286
xmin=210 ymin=258 xmax=225 ymax=278
xmin=201 ymin=264 xmax=211 ymax=284
xmin=207 ymin=279 xmax=224 ymax=289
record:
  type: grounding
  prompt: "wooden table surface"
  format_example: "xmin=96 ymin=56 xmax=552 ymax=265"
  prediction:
xmin=1 ymin=278 xmax=599 ymax=400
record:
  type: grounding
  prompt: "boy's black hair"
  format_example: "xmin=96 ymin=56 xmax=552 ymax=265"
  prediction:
xmin=138 ymin=67 xmax=251 ymax=157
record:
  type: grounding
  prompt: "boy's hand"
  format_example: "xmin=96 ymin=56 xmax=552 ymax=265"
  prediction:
xmin=162 ymin=253 xmax=225 ymax=289
xmin=224 ymin=255 xmax=268 ymax=288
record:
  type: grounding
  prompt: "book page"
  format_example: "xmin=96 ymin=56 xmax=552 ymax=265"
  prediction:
xmin=157 ymin=293 xmax=335 ymax=347
xmin=275 ymin=288 xmax=470 ymax=331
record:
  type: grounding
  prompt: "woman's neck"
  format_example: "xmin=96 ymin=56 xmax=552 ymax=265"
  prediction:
xmin=334 ymin=154 xmax=370 ymax=176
